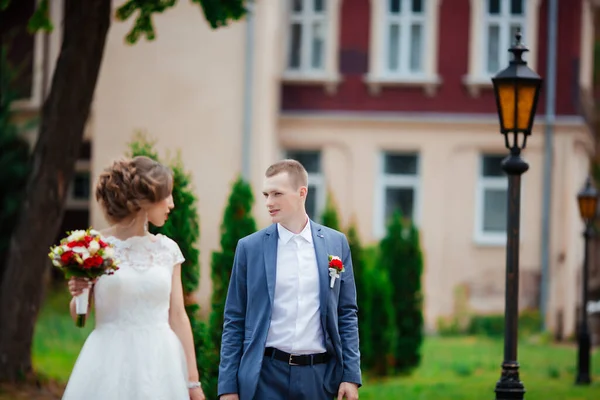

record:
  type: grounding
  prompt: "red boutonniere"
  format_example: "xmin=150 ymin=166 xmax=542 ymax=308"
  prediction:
xmin=328 ymin=255 xmax=344 ymax=288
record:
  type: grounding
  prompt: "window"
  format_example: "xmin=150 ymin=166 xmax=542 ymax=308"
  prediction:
xmin=286 ymin=150 xmax=325 ymax=221
xmin=283 ymin=0 xmax=342 ymax=93
xmin=483 ymin=0 xmax=525 ymax=75
xmin=475 ymin=154 xmax=508 ymax=244
xmin=385 ymin=0 xmax=425 ymax=76
xmin=366 ymin=0 xmax=442 ymax=96
xmin=66 ymin=161 xmax=91 ymax=210
xmin=464 ymin=0 xmax=541 ymax=96
xmin=376 ymin=153 xmax=420 ymax=237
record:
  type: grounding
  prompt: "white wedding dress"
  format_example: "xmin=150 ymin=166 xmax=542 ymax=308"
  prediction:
xmin=62 ymin=234 xmax=189 ymax=400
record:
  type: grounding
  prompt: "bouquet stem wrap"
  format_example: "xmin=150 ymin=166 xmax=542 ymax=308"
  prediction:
xmin=75 ymin=287 xmax=90 ymax=327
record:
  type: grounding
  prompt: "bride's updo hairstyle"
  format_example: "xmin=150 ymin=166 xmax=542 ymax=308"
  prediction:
xmin=95 ymin=156 xmax=173 ymax=224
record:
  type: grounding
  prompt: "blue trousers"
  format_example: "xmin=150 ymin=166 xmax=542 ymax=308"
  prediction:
xmin=253 ymin=354 xmax=334 ymax=400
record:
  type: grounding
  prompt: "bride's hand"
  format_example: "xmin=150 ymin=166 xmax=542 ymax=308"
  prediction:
xmin=189 ymin=387 xmax=205 ymax=400
xmin=68 ymin=277 xmax=94 ymax=297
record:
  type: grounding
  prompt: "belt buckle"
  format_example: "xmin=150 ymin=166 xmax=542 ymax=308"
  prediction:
xmin=288 ymin=354 xmax=300 ymax=366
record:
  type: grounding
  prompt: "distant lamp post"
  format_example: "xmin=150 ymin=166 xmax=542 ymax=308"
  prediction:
xmin=491 ymin=31 xmax=542 ymax=400
xmin=575 ymin=176 xmax=597 ymax=385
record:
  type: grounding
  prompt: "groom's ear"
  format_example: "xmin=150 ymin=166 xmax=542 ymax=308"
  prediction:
xmin=299 ymin=186 xmax=308 ymax=199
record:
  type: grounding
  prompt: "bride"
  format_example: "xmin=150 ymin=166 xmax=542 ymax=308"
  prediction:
xmin=62 ymin=156 xmax=205 ymax=400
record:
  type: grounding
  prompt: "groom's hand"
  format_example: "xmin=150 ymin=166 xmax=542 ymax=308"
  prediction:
xmin=337 ymin=382 xmax=359 ymax=400
xmin=220 ymin=394 xmax=239 ymax=400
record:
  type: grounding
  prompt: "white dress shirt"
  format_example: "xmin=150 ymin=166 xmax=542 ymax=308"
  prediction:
xmin=265 ymin=221 xmax=326 ymax=354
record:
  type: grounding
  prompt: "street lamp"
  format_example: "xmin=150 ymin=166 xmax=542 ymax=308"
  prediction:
xmin=491 ymin=31 xmax=542 ymax=400
xmin=575 ymin=176 xmax=597 ymax=385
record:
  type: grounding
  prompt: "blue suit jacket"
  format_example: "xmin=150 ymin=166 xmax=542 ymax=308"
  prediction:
xmin=217 ymin=221 xmax=362 ymax=399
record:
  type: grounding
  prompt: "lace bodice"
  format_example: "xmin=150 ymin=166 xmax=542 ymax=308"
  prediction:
xmin=93 ymin=234 xmax=185 ymax=330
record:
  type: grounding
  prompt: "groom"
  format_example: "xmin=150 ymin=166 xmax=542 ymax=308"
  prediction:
xmin=218 ymin=160 xmax=361 ymax=400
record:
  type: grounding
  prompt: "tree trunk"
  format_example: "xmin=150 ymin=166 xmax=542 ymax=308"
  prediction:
xmin=0 ymin=0 xmax=111 ymax=382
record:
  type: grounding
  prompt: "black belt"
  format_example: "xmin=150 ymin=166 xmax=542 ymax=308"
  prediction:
xmin=264 ymin=347 xmax=329 ymax=366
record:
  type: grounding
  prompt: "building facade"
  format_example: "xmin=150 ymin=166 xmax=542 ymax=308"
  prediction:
xmin=4 ymin=0 xmax=597 ymax=337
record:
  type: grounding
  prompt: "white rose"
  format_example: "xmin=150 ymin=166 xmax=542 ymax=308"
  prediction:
xmin=53 ymin=247 xmax=63 ymax=256
xmin=61 ymin=245 xmax=70 ymax=253
xmin=89 ymin=229 xmax=101 ymax=237
xmin=103 ymin=247 xmax=115 ymax=258
xmin=88 ymin=240 xmax=100 ymax=254
xmin=67 ymin=230 xmax=86 ymax=242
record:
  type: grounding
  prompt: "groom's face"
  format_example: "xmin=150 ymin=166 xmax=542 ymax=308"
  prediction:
xmin=262 ymin=172 xmax=307 ymax=225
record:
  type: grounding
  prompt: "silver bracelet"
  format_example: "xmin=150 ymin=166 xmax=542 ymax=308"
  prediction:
xmin=187 ymin=381 xmax=202 ymax=389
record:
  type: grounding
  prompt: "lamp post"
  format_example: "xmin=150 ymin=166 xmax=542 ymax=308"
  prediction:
xmin=491 ymin=31 xmax=542 ymax=400
xmin=575 ymin=176 xmax=597 ymax=385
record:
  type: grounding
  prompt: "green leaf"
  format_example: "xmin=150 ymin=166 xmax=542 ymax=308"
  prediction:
xmin=27 ymin=0 xmax=54 ymax=34
xmin=115 ymin=0 xmax=246 ymax=44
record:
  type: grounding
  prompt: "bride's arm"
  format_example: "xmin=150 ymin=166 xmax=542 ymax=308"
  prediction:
xmin=169 ymin=263 xmax=202 ymax=390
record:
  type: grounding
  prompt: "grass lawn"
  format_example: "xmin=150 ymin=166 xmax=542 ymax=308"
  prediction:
xmin=10 ymin=288 xmax=600 ymax=399
xmin=360 ymin=336 xmax=600 ymax=400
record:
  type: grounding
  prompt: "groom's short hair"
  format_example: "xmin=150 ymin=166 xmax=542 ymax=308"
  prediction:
xmin=266 ymin=159 xmax=308 ymax=189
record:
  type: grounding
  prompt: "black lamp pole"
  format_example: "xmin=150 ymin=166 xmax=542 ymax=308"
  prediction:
xmin=575 ymin=177 xmax=597 ymax=385
xmin=491 ymin=31 xmax=543 ymax=400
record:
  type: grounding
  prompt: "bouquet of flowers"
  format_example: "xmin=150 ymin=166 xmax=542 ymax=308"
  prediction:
xmin=48 ymin=228 xmax=119 ymax=327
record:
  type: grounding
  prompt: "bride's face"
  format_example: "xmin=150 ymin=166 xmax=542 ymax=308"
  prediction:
xmin=144 ymin=194 xmax=174 ymax=227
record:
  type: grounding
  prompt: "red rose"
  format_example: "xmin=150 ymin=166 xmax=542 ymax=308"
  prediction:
xmin=61 ymin=251 xmax=74 ymax=264
xmin=84 ymin=236 xmax=93 ymax=244
xmin=98 ymin=240 xmax=107 ymax=249
xmin=329 ymin=258 xmax=343 ymax=271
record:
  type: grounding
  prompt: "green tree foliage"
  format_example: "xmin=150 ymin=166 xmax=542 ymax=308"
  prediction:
xmin=321 ymin=191 xmax=341 ymax=230
xmin=209 ymin=177 xmax=257 ymax=348
xmin=379 ymin=211 xmax=424 ymax=374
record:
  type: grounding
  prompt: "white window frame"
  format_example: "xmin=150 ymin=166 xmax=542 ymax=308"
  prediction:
xmin=463 ymin=0 xmax=541 ymax=97
xmin=365 ymin=0 xmax=442 ymax=96
xmin=66 ymin=160 xmax=91 ymax=210
xmin=11 ymin=0 xmax=63 ymax=111
xmin=375 ymin=152 xmax=421 ymax=238
xmin=474 ymin=154 xmax=508 ymax=245
xmin=307 ymin=168 xmax=327 ymax=221
xmin=282 ymin=0 xmax=342 ymax=94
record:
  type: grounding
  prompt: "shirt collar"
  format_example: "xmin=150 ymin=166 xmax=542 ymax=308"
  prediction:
xmin=277 ymin=218 xmax=313 ymax=245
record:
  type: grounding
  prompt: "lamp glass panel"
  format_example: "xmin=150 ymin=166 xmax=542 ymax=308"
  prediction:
xmin=516 ymin=82 xmax=537 ymax=131
xmin=578 ymin=197 xmax=598 ymax=220
xmin=497 ymin=81 xmax=516 ymax=131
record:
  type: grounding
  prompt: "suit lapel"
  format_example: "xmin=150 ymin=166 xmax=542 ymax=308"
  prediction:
xmin=311 ymin=221 xmax=329 ymax=330
xmin=263 ymin=224 xmax=278 ymax=308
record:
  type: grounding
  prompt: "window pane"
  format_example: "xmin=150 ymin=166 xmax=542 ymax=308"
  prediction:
xmin=410 ymin=24 xmax=423 ymax=72
xmin=389 ymin=0 xmax=401 ymax=13
xmin=488 ymin=0 xmax=500 ymax=14
xmin=385 ymin=188 xmax=415 ymax=222
xmin=388 ymin=23 xmax=400 ymax=71
xmin=483 ymin=188 xmax=507 ymax=232
xmin=286 ymin=150 xmax=321 ymax=173
xmin=306 ymin=184 xmax=318 ymax=220
xmin=311 ymin=22 xmax=325 ymax=69
xmin=487 ymin=24 xmax=500 ymax=73
xmin=412 ymin=0 xmax=423 ymax=13
xmin=385 ymin=154 xmax=418 ymax=175
xmin=288 ymin=23 xmax=302 ymax=69
xmin=73 ymin=171 xmax=90 ymax=200
xmin=292 ymin=0 xmax=303 ymax=12
xmin=511 ymin=0 xmax=523 ymax=15
xmin=314 ymin=0 xmax=324 ymax=12
xmin=482 ymin=155 xmax=505 ymax=177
